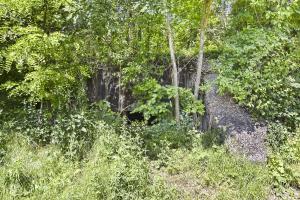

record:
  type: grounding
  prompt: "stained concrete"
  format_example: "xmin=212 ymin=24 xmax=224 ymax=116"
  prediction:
xmin=202 ymin=65 xmax=267 ymax=162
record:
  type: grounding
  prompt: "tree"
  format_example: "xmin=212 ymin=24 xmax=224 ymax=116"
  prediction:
xmin=0 ymin=0 xmax=89 ymax=110
xmin=194 ymin=0 xmax=213 ymax=100
xmin=164 ymin=0 xmax=180 ymax=122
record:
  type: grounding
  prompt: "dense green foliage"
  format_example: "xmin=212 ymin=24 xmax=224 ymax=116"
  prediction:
xmin=215 ymin=2 xmax=300 ymax=194
xmin=268 ymin=126 xmax=300 ymax=191
xmin=0 ymin=117 xmax=273 ymax=200
xmin=133 ymin=80 xmax=204 ymax=120
xmin=0 ymin=0 xmax=299 ymax=199
xmin=0 ymin=0 xmax=210 ymax=119
xmin=1 ymin=107 xmax=299 ymax=199
xmin=0 ymin=0 xmax=89 ymax=110
xmin=0 ymin=125 xmax=178 ymax=199
xmin=217 ymin=0 xmax=300 ymax=128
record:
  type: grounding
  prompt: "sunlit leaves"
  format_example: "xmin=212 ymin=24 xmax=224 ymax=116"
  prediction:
xmin=217 ymin=27 xmax=300 ymax=128
xmin=133 ymin=78 xmax=204 ymax=120
xmin=0 ymin=0 xmax=89 ymax=109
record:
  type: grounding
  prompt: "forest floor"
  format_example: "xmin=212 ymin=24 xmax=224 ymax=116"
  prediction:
xmin=152 ymin=163 xmax=300 ymax=200
xmin=1 ymin=121 xmax=299 ymax=199
xmin=151 ymin=165 xmax=217 ymax=199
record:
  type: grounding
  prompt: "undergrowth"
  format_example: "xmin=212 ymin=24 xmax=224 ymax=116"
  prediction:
xmin=1 ymin=110 xmax=298 ymax=199
xmin=157 ymin=132 xmax=270 ymax=200
xmin=0 ymin=124 xmax=178 ymax=200
xmin=267 ymin=125 xmax=300 ymax=197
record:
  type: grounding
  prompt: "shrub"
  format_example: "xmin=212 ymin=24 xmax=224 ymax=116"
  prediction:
xmin=0 ymin=131 xmax=9 ymax=165
xmin=0 ymin=135 xmax=77 ymax=199
xmin=1 ymin=105 xmax=123 ymax=160
xmin=267 ymin=122 xmax=293 ymax=151
xmin=132 ymin=78 xmax=204 ymax=121
xmin=217 ymin=28 xmax=300 ymax=129
xmin=126 ymin=121 xmax=194 ymax=160
xmin=268 ymin=127 xmax=300 ymax=191
xmin=0 ymin=125 xmax=179 ymax=200
xmin=89 ymin=101 xmax=123 ymax=127
xmin=51 ymin=112 xmax=101 ymax=160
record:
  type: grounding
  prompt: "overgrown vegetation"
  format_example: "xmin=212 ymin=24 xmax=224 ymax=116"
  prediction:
xmin=216 ymin=0 xmax=300 ymax=129
xmin=0 ymin=0 xmax=299 ymax=199
xmin=268 ymin=125 xmax=300 ymax=193
xmin=0 ymin=112 xmax=274 ymax=199
xmin=214 ymin=2 xmax=300 ymax=197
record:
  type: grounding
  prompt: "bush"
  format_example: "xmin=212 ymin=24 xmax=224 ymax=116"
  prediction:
xmin=126 ymin=121 xmax=194 ymax=160
xmin=0 ymin=123 xmax=179 ymax=200
xmin=268 ymin=127 xmax=300 ymax=191
xmin=217 ymin=28 xmax=300 ymax=129
xmin=89 ymin=101 xmax=123 ymax=127
xmin=1 ymin=105 xmax=123 ymax=160
xmin=132 ymin=78 xmax=204 ymax=121
xmin=64 ymin=130 xmax=178 ymax=199
xmin=0 ymin=135 xmax=77 ymax=199
xmin=51 ymin=112 xmax=101 ymax=160
xmin=267 ymin=122 xmax=293 ymax=151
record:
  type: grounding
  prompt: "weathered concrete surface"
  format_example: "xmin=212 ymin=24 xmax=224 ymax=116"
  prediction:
xmin=202 ymin=68 xmax=267 ymax=163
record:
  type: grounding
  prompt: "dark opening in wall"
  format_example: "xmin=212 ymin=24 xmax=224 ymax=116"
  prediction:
xmin=124 ymin=111 xmax=156 ymax=125
xmin=35 ymin=102 xmax=42 ymax=110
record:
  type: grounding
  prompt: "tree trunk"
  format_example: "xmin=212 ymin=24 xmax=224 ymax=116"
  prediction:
xmin=118 ymin=71 xmax=125 ymax=113
xmin=194 ymin=30 xmax=205 ymax=100
xmin=194 ymin=0 xmax=213 ymax=100
xmin=221 ymin=0 xmax=228 ymax=28
xmin=164 ymin=1 xmax=180 ymax=123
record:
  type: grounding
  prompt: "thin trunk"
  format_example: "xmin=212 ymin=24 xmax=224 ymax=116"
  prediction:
xmin=146 ymin=21 xmax=151 ymax=57
xmin=194 ymin=0 xmax=213 ymax=100
xmin=164 ymin=1 xmax=180 ymax=122
xmin=38 ymin=101 xmax=43 ymax=124
xmin=118 ymin=71 xmax=124 ymax=113
xmin=194 ymin=30 xmax=205 ymax=100
xmin=221 ymin=0 xmax=227 ymax=28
